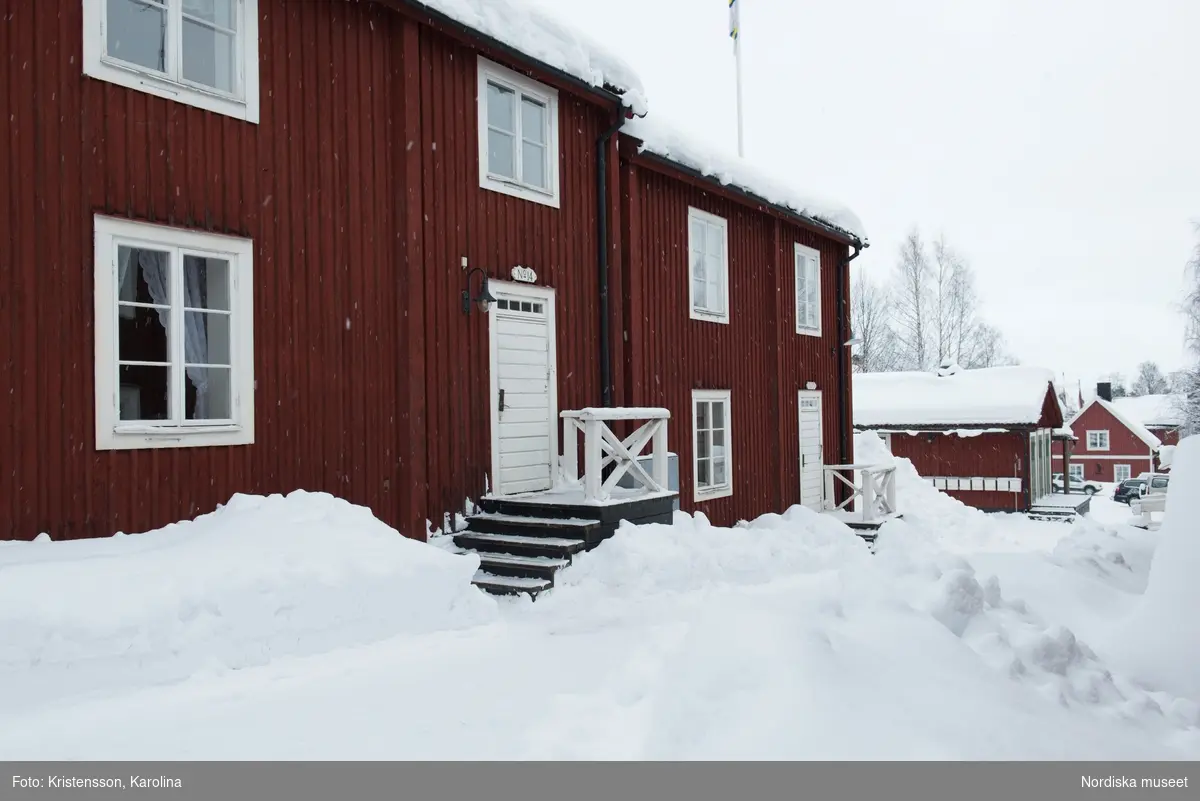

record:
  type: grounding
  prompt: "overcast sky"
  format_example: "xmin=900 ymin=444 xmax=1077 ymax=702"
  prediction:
xmin=540 ymin=0 xmax=1200 ymax=398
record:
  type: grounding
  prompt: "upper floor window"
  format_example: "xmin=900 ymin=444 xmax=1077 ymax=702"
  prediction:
xmin=83 ymin=0 xmax=260 ymax=123
xmin=94 ymin=215 xmax=255 ymax=450
xmin=688 ymin=207 xmax=730 ymax=324
xmin=794 ymin=243 xmax=821 ymax=336
xmin=1086 ymin=430 xmax=1110 ymax=451
xmin=477 ymin=58 xmax=560 ymax=208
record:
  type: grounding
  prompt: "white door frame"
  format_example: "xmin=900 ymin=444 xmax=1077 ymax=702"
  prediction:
xmin=487 ymin=280 xmax=558 ymax=496
xmin=798 ymin=390 xmax=824 ymax=509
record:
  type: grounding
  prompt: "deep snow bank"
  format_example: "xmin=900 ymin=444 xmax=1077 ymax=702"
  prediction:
xmin=0 ymin=491 xmax=495 ymax=709
xmin=1110 ymin=435 xmax=1200 ymax=699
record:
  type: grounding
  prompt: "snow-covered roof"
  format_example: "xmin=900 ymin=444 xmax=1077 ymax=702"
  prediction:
xmin=853 ymin=366 xmax=1058 ymax=428
xmin=1069 ymin=398 xmax=1162 ymax=451
xmin=622 ymin=115 xmax=867 ymax=244
xmin=411 ymin=0 xmax=648 ymax=114
xmin=1110 ymin=394 xmax=1186 ymax=429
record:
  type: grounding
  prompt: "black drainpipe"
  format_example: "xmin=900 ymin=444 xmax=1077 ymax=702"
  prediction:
xmin=597 ymin=106 xmax=628 ymax=408
xmin=837 ymin=241 xmax=867 ymax=465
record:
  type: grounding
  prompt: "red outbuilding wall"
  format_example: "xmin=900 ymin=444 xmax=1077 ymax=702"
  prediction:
xmin=888 ymin=431 xmax=1029 ymax=512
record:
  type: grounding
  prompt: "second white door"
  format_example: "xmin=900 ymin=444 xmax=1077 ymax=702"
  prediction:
xmin=799 ymin=391 xmax=824 ymax=510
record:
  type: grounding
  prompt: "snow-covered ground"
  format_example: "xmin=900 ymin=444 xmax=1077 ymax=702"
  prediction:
xmin=1 ymin=434 xmax=1197 ymax=760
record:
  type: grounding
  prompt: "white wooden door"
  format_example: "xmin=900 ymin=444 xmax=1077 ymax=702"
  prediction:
xmin=489 ymin=285 xmax=557 ymax=496
xmin=798 ymin=391 xmax=824 ymax=510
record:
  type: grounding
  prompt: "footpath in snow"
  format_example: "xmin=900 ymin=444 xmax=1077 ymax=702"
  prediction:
xmin=0 ymin=433 xmax=1197 ymax=760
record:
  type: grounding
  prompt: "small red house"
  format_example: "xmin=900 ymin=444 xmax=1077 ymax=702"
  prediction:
xmin=1051 ymin=385 xmax=1183 ymax=483
xmin=853 ymin=363 xmax=1069 ymax=513
xmin=1 ymin=0 xmax=868 ymax=551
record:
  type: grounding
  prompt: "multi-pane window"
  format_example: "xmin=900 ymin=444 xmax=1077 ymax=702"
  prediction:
xmin=1113 ymin=464 xmax=1131 ymax=482
xmin=688 ymin=208 xmax=729 ymax=323
xmin=94 ymin=215 xmax=255 ymax=450
xmin=693 ymin=390 xmax=733 ymax=500
xmin=478 ymin=58 xmax=560 ymax=207
xmin=1086 ymin=430 xmax=1110 ymax=451
xmin=1068 ymin=463 xmax=1084 ymax=482
xmin=84 ymin=0 xmax=260 ymax=122
xmin=795 ymin=243 xmax=821 ymax=335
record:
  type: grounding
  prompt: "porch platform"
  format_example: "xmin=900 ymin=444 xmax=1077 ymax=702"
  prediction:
xmin=1029 ymin=492 xmax=1091 ymax=522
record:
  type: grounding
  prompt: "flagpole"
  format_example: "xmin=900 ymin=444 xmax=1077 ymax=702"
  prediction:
xmin=730 ymin=0 xmax=744 ymax=158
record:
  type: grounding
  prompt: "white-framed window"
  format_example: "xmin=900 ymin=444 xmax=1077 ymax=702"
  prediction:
xmin=93 ymin=214 xmax=255 ymax=450
xmin=1086 ymin=430 xmax=1110 ymax=451
xmin=692 ymin=390 xmax=733 ymax=501
xmin=83 ymin=0 xmax=260 ymax=123
xmin=477 ymin=57 xmax=560 ymax=208
xmin=687 ymin=207 xmax=730 ymax=324
xmin=794 ymin=243 xmax=821 ymax=336
xmin=1113 ymin=464 xmax=1131 ymax=483
xmin=1068 ymin=463 xmax=1084 ymax=482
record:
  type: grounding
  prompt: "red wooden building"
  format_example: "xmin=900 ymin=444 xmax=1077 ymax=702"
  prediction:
xmin=853 ymin=363 xmax=1070 ymax=513
xmin=1 ymin=0 xmax=867 ymax=553
xmin=1051 ymin=385 xmax=1182 ymax=482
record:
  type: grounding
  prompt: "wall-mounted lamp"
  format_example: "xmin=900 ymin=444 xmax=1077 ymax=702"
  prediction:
xmin=844 ymin=333 xmax=863 ymax=347
xmin=462 ymin=267 xmax=496 ymax=315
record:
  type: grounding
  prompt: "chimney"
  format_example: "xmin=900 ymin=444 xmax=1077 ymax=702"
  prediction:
xmin=1097 ymin=382 xmax=1112 ymax=402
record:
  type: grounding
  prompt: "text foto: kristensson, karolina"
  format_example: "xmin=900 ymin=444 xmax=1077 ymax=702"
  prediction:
xmin=13 ymin=775 xmax=183 ymax=790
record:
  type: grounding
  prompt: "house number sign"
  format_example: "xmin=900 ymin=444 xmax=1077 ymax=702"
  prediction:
xmin=511 ymin=265 xmax=537 ymax=283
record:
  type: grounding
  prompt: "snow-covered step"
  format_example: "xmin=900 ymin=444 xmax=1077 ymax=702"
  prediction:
xmin=471 ymin=571 xmax=552 ymax=597
xmin=476 ymin=552 xmax=569 ymax=582
xmin=464 ymin=511 xmax=602 ymax=541
xmin=453 ymin=531 xmax=587 ymax=559
xmin=469 ymin=512 xmax=600 ymax=528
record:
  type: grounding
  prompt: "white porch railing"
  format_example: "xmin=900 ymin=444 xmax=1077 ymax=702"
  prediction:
xmin=823 ymin=464 xmax=898 ymax=523
xmin=559 ymin=407 xmax=670 ymax=504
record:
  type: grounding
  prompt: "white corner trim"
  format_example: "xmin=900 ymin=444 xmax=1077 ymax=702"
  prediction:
xmin=476 ymin=57 xmax=561 ymax=209
xmin=93 ymin=214 xmax=255 ymax=451
xmin=687 ymin=207 xmax=731 ymax=325
xmin=794 ymin=242 xmax=822 ymax=337
xmin=82 ymin=0 xmax=260 ymax=124
xmin=692 ymin=389 xmax=733 ymax=502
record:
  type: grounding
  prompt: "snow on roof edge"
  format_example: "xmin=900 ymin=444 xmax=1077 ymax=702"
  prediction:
xmin=622 ymin=116 xmax=867 ymax=244
xmin=852 ymin=366 xmax=1056 ymax=428
xmin=410 ymin=0 xmax=648 ymax=115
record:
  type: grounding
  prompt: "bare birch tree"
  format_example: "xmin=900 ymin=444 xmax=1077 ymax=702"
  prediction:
xmin=850 ymin=270 xmax=900 ymax=372
xmin=892 ymin=228 xmax=932 ymax=370
xmin=1180 ymin=224 xmax=1200 ymax=431
xmin=1131 ymin=361 xmax=1170 ymax=396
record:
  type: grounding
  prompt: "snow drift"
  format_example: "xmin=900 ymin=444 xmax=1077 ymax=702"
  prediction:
xmin=1109 ymin=435 xmax=1200 ymax=699
xmin=0 ymin=491 xmax=495 ymax=710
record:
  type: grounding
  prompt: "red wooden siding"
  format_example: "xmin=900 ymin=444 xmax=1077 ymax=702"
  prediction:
xmin=619 ymin=156 xmax=853 ymax=526
xmin=1052 ymin=403 xmax=1157 ymax=482
xmin=889 ymin=431 xmax=1029 ymax=512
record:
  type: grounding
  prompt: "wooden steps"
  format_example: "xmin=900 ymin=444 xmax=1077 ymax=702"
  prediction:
xmin=454 ymin=492 xmax=677 ymax=598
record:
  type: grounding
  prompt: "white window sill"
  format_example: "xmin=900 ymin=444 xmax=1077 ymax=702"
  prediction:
xmin=85 ymin=58 xmax=258 ymax=123
xmin=480 ymin=174 xmax=560 ymax=208
xmin=99 ymin=425 xmax=253 ymax=451
xmin=694 ymin=485 xmax=734 ymax=503
xmin=797 ymin=326 xmax=822 ymax=338
xmin=690 ymin=309 xmax=730 ymax=326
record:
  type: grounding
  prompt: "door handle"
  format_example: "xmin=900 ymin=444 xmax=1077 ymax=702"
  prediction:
xmin=499 ymin=389 xmax=505 ymax=413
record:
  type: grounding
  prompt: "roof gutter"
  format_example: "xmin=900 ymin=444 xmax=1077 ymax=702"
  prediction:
xmin=632 ymin=151 xmax=866 ymax=249
xmin=394 ymin=0 xmax=627 ymax=109
xmin=838 ymin=242 xmax=867 ymax=466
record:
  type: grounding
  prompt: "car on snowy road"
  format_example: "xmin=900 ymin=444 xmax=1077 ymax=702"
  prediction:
xmin=1051 ymin=473 xmax=1103 ymax=495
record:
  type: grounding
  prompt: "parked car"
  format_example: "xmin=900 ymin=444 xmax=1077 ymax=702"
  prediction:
xmin=1113 ymin=478 xmax=1148 ymax=504
xmin=1051 ymin=473 xmax=1103 ymax=495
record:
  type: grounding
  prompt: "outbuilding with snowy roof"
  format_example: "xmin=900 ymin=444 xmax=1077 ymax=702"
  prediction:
xmin=853 ymin=363 xmax=1080 ymax=514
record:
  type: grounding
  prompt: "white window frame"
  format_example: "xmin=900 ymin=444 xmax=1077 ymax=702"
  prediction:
xmin=93 ymin=214 xmax=255 ymax=450
xmin=692 ymin=389 xmax=733 ymax=502
xmin=687 ymin=207 xmax=730 ymax=324
xmin=1067 ymin=462 xmax=1084 ymax=482
xmin=794 ymin=243 xmax=822 ymax=336
xmin=82 ymin=0 xmax=260 ymax=123
xmin=476 ymin=57 xmax=561 ymax=208
xmin=1086 ymin=429 xmax=1110 ymax=451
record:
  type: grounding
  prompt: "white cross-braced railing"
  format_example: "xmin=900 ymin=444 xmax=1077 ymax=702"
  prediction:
xmin=823 ymin=464 xmax=898 ymax=523
xmin=559 ymin=408 xmax=670 ymax=503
